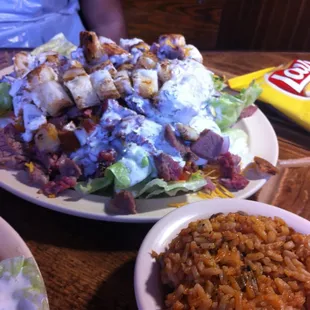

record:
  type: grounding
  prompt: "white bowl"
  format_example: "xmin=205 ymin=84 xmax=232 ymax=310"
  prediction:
xmin=134 ymin=199 xmax=310 ymax=310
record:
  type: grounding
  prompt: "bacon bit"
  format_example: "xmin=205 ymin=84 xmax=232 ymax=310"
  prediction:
xmin=98 ymin=150 xmax=116 ymax=162
xmin=58 ymin=130 xmax=80 ymax=152
xmin=82 ymin=108 xmax=92 ymax=118
xmin=13 ymin=116 xmax=25 ymax=132
xmin=81 ymin=119 xmax=96 ymax=133
xmin=179 ymin=171 xmax=191 ymax=181
xmin=254 ymin=156 xmax=279 ymax=175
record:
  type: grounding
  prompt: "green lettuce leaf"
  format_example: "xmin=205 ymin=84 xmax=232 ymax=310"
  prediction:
xmin=210 ymin=82 xmax=262 ymax=130
xmin=212 ymin=75 xmax=227 ymax=91
xmin=75 ymin=161 xmax=130 ymax=195
xmin=136 ymin=172 xmax=208 ymax=198
xmin=75 ymin=145 xmax=154 ymax=195
xmin=0 ymin=256 xmax=49 ymax=310
xmin=105 ymin=162 xmax=131 ymax=189
xmin=31 ymin=33 xmax=77 ymax=58
xmin=0 ymin=83 xmax=12 ymax=116
xmin=141 ymin=156 xmax=149 ymax=168
xmin=74 ymin=174 xmax=113 ymax=195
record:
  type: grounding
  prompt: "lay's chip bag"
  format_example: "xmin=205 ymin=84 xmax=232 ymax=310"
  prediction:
xmin=228 ymin=59 xmax=310 ymax=131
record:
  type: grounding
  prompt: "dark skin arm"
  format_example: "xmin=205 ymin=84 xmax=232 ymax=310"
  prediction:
xmin=79 ymin=0 xmax=127 ymax=43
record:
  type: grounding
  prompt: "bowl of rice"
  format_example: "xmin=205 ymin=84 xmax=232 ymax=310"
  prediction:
xmin=134 ymin=199 xmax=310 ymax=309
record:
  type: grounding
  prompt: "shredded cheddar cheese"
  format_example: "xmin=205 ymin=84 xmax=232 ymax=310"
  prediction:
xmin=168 ymin=202 xmax=188 ymax=208
xmin=25 ymin=162 xmax=34 ymax=173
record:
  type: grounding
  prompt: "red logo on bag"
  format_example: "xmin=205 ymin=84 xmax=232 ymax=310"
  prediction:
xmin=268 ymin=59 xmax=310 ymax=97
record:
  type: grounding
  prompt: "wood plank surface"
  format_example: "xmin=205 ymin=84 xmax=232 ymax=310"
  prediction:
xmin=123 ymin=0 xmax=310 ymax=50
xmin=1 ymin=50 xmax=310 ymax=309
xmin=123 ymin=0 xmax=224 ymax=50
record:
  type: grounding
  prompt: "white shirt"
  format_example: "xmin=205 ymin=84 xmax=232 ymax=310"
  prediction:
xmin=0 ymin=0 xmax=84 ymax=47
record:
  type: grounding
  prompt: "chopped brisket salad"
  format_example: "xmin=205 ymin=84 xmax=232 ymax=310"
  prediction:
xmin=0 ymin=32 xmax=278 ymax=214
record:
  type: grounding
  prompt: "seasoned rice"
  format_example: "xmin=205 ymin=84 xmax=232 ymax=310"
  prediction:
xmin=153 ymin=212 xmax=310 ymax=309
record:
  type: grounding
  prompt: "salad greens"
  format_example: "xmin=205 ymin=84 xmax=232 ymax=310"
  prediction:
xmin=212 ymin=75 xmax=227 ymax=91
xmin=105 ymin=162 xmax=131 ymax=189
xmin=75 ymin=174 xmax=113 ymax=195
xmin=76 ymin=169 xmax=208 ymax=199
xmin=136 ymin=172 xmax=208 ymax=198
xmin=210 ymin=82 xmax=262 ymax=130
xmin=75 ymin=144 xmax=154 ymax=195
xmin=0 ymin=256 xmax=49 ymax=310
xmin=74 ymin=162 xmax=128 ymax=195
xmin=0 ymin=82 xmax=12 ymax=116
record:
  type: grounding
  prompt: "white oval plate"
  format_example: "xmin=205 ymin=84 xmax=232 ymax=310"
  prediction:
xmin=134 ymin=199 xmax=310 ymax=310
xmin=0 ymin=67 xmax=279 ymax=223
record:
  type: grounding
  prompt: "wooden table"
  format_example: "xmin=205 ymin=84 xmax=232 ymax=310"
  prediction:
xmin=1 ymin=50 xmax=310 ymax=310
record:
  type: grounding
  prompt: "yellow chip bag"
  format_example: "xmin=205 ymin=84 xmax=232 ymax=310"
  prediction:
xmin=228 ymin=59 xmax=310 ymax=131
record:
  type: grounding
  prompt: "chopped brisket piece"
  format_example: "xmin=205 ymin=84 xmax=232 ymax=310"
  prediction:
xmin=34 ymin=150 xmax=59 ymax=172
xmin=26 ymin=163 xmax=49 ymax=187
xmin=154 ymin=153 xmax=182 ymax=181
xmin=0 ymin=124 xmax=27 ymax=169
xmin=95 ymin=149 xmax=117 ymax=177
xmin=220 ymin=174 xmax=249 ymax=191
xmin=191 ymin=129 xmax=223 ymax=159
xmin=165 ymin=125 xmax=198 ymax=161
xmin=57 ymin=155 xmax=82 ymax=178
xmin=58 ymin=130 xmax=80 ymax=152
xmin=239 ymin=105 xmax=258 ymax=120
xmin=48 ymin=115 xmax=68 ymax=129
xmin=218 ymin=152 xmax=241 ymax=178
xmin=110 ymin=190 xmax=137 ymax=214
xmin=40 ymin=176 xmax=77 ymax=197
xmin=81 ymin=118 xmax=96 ymax=133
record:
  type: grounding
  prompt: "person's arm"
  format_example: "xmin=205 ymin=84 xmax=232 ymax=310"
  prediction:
xmin=79 ymin=0 xmax=127 ymax=42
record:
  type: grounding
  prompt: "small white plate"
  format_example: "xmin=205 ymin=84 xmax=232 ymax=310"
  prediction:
xmin=0 ymin=217 xmax=49 ymax=308
xmin=0 ymin=66 xmax=279 ymax=223
xmin=134 ymin=199 xmax=310 ymax=309
xmin=0 ymin=217 xmax=32 ymax=260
